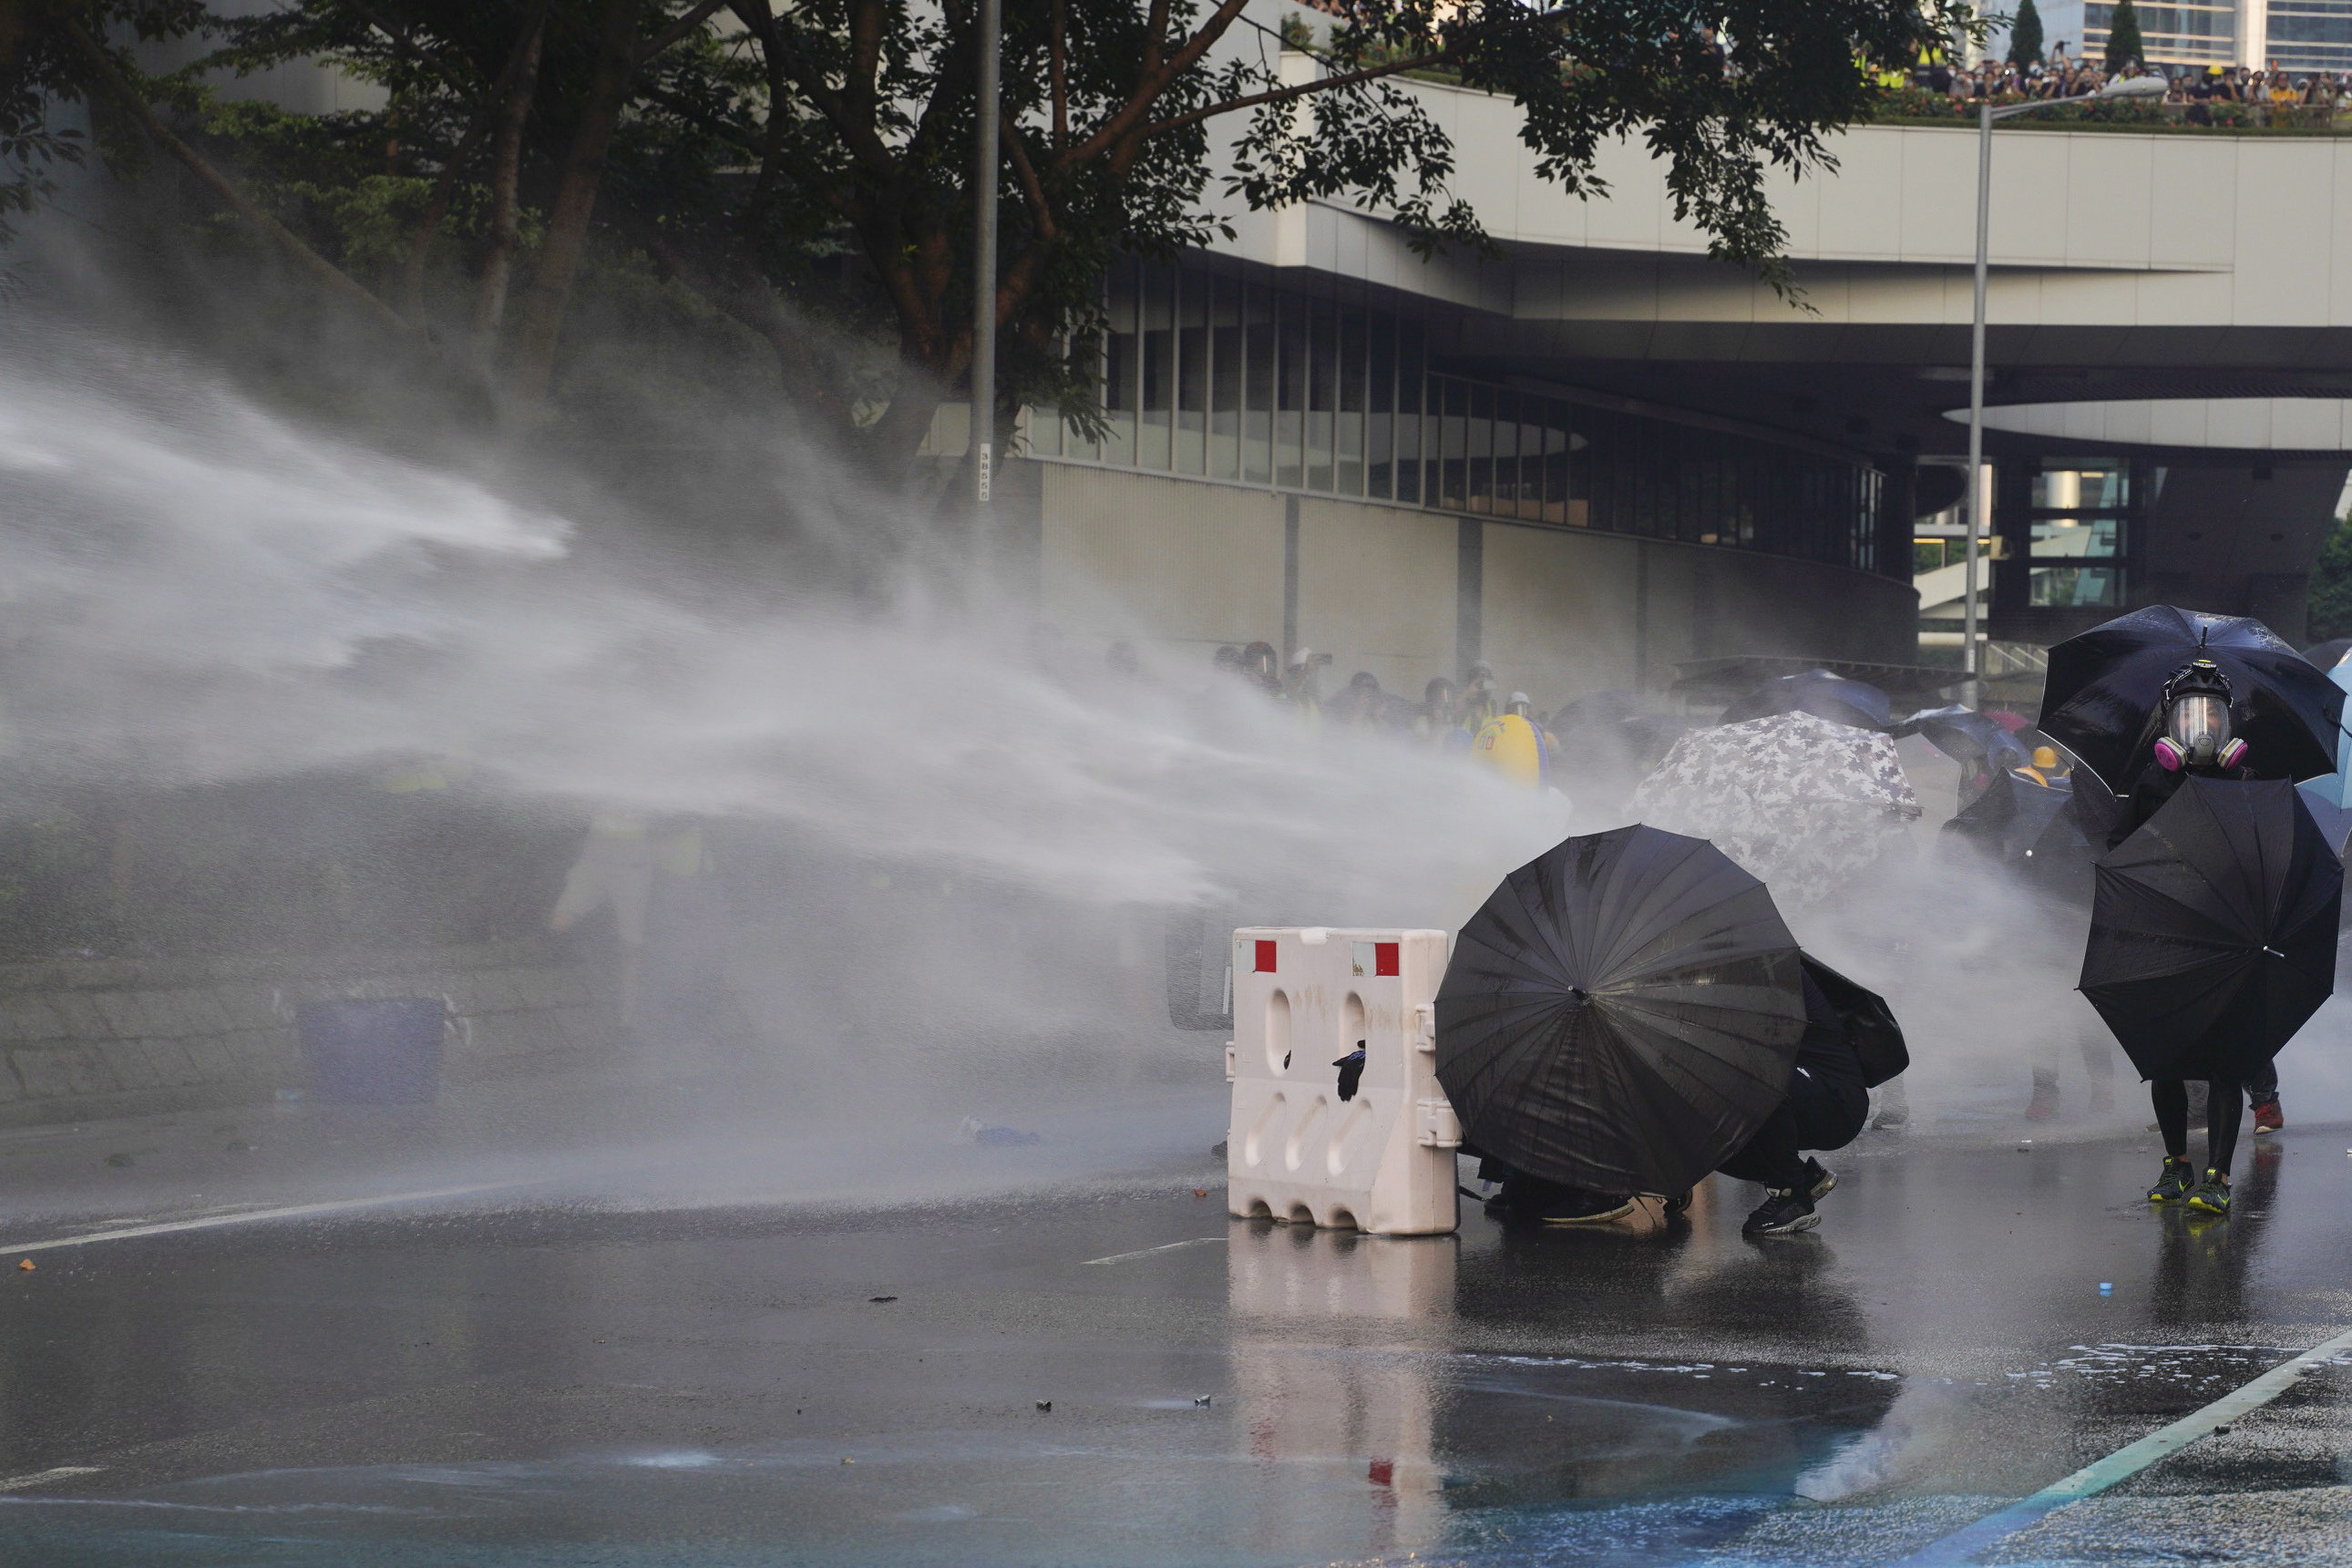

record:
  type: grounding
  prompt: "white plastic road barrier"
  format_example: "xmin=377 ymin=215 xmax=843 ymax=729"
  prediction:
xmin=1226 ymin=927 xmax=1458 ymax=1235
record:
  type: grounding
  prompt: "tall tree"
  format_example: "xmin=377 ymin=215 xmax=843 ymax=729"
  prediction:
xmin=2008 ymin=0 xmax=2045 ymax=66
xmin=2104 ymin=0 xmax=2144 ymax=70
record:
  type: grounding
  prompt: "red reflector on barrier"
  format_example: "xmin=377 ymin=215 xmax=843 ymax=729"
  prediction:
xmin=1255 ymin=939 xmax=1278 ymax=973
xmin=1375 ymin=942 xmax=1400 ymax=977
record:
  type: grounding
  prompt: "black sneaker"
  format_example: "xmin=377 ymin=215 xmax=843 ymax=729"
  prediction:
xmin=1802 ymin=1159 xmax=1837 ymax=1202
xmin=2147 ymin=1157 xmax=2194 ymax=1204
xmin=1743 ymin=1188 xmax=1819 ymax=1236
xmin=2185 ymin=1170 xmax=2232 ymax=1214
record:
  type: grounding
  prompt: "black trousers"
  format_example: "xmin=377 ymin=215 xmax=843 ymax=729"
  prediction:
xmin=2154 ymin=1078 xmax=2244 ymax=1176
xmin=2244 ymin=1059 xmax=2279 ymax=1102
xmin=1719 ymin=1069 xmax=1870 ymax=1191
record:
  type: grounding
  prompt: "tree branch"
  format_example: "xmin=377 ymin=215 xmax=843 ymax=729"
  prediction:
xmin=1142 ymin=50 xmax=1451 ymax=141
xmin=846 ymin=0 xmax=885 ymax=123
xmin=336 ymin=0 xmax=487 ymax=87
xmin=1137 ymin=0 xmax=1173 ymax=80
xmin=1049 ymin=0 xmax=1067 ymax=147
xmin=56 ymin=15 xmax=434 ymax=353
xmin=1001 ymin=114 xmax=1054 ymax=241
xmin=634 ymin=0 xmax=732 ymax=67
xmin=734 ymin=3 xmax=899 ymax=179
xmin=473 ymin=0 xmax=550 ymax=349
xmin=1056 ymin=0 xmax=1252 ymax=170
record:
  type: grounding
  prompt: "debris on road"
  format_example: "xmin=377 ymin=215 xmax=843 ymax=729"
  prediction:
xmin=15 ymin=1260 xmax=32 ymax=1271
xmin=868 ymin=1296 xmax=898 ymax=1304
xmin=1035 ymin=1400 xmax=1052 ymax=1412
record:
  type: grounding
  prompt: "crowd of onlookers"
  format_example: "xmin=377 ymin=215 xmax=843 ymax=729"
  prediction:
xmin=1195 ymin=639 xmax=1577 ymax=751
xmin=1909 ymin=42 xmax=2350 ymax=120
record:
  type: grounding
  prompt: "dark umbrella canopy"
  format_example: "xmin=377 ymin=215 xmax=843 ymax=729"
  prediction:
xmin=1904 ymin=705 xmax=2032 ymax=771
xmin=2020 ymin=786 xmax=2107 ymax=906
xmin=1941 ymin=767 xmax=2076 ymax=865
xmin=2042 ymin=607 xmax=2342 ymax=793
xmin=2303 ymin=636 xmax=2352 ymax=672
xmin=2081 ymin=778 xmax=2343 ymax=1081
xmin=1720 ymin=668 xmax=1894 ymax=732
xmin=1435 ymin=825 xmax=1807 ymax=1195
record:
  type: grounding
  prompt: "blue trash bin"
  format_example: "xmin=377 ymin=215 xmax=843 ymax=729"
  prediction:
xmin=298 ymin=998 xmax=446 ymax=1105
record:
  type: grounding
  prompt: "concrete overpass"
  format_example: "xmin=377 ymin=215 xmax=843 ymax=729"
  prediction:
xmin=1001 ymin=51 xmax=2352 ymax=709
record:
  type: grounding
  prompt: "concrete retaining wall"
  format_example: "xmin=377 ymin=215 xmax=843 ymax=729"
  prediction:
xmin=1030 ymin=461 xmax=1918 ymax=696
xmin=0 ymin=939 xmax=613 ymax=1127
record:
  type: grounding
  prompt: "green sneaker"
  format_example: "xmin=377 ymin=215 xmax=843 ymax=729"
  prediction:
xmin=2147 ymin=1158 xmax=2195 ymax=1204
xmin=2185 ymin=1171 xmax=2232 ymax=1214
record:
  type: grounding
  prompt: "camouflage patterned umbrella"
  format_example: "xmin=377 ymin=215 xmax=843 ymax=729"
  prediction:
xmin=1628 ymin=712 xmax=1922 ymax=906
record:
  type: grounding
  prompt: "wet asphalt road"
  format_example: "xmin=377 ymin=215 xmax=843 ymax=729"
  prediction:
xmin=4 ymin=1102 xmax=2352 ymax=1566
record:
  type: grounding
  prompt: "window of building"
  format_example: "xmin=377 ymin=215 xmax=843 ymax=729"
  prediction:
xmin=1043 ymin=260 xmax=1887 ymax=577
xmin=2028 ymin=463 xmax=2131 ymax=609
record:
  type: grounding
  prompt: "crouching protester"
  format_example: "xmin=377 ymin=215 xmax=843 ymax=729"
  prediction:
xmin=1475 ymin=959 xmax=1905 ymax=1235
xmin=1725 ymin=958 xmax=1909 ymax=1237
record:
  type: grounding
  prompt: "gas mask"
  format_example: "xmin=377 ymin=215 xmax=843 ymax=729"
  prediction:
xmin=2153 ymin=692 xmax=2244 ymax=771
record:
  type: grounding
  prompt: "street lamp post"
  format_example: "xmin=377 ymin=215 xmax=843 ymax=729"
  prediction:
xmin=1963 ymin=88 xmax=2101 ymax=704
xmin=1960 ymin=75 xmax=2167 ymax=702
xmin=971 ymin=0 xmax=1003 ymax=515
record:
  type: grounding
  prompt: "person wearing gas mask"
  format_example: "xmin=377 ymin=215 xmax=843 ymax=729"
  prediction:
xmin=2121 ymin=658 xmax=2257 ymax=1214
xmin=2111 ymin=657 xmax=2252 ymax=850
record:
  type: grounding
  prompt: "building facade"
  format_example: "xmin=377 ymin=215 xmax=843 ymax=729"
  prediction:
xmin=972 ymin=36 xmax=2352 ymax=709
xmin=2031 ymin=0 xmax=2352 ymax=72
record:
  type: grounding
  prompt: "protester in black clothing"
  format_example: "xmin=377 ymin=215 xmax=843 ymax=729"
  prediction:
xmin=1480 ymin=971 xmax=1869 ymax=1235
xmin=2121 ymin=657 xmax=2258 ymax=1214
xmin=1720 ymin=967 xmax=1870 ymax=1236
xmin=2109 ymin=657 xmax=2254 ymax=849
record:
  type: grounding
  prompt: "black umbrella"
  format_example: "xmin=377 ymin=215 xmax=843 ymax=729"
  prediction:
xmin=2020 ymin=786 xmax=2108 ymax=907
xmin=2041 ymin=606 xmax=2343 ymax=793
xmin=2302 ymin=636 xmax=2352 ymax=672
xmin=1719 ymin=668 xmax=1893 ymax=732
xmin=1941 ymin=766 xmax=2076 ymax=865
xmin=1903 ymin=704 xmax=2032 ymax=771
xmin=2080 ymin=777 xmax=2343 ymax=1081
xmin=1435 ymin=825 xmax=1808 ymax=1195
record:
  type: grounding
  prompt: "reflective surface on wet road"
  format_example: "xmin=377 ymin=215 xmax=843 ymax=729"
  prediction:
xmin=4 ymin=1111 xmax=2352 ymax=1566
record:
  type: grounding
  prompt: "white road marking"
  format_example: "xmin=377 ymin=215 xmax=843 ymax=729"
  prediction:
xmin=0 ymin=1183 xmax=527 ymax=1255
xmin=1888 ymin=1325 xmax=2352 ymax=1566
xmin=0 ymin=1467 xmax=103 ymax=1493
xmin=1081 ymin=1236 xmax=1228 ymax=1266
